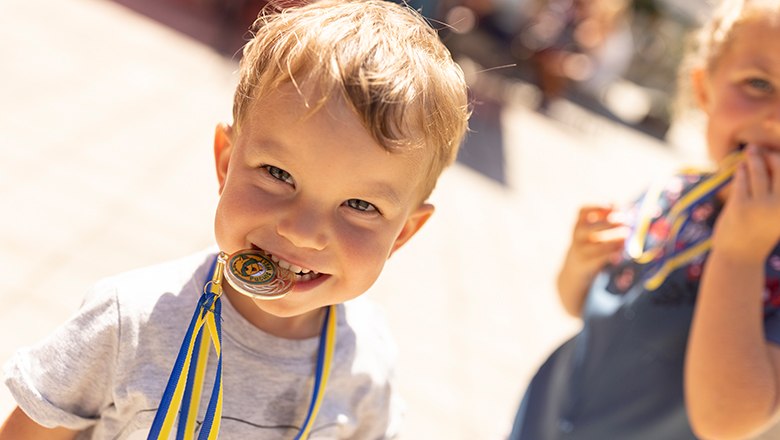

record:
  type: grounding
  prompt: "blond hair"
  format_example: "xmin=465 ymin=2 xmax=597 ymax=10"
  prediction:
xmin=676 ymin=0 xmax=780 ymax=113
xmin=232 ymin=0 xmax=470 ymax=200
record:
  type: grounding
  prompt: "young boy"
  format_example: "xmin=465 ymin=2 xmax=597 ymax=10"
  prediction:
xmin=0 ymin=1 xmax=470 ymax=438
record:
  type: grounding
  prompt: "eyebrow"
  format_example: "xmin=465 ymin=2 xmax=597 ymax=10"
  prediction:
xmin=247 ymin=137 xmax=285 ymax=156
xmin=363 ymin=183 xmax=402 ymax=207
xmin=247 ymin=137 xmax=406 ymax=207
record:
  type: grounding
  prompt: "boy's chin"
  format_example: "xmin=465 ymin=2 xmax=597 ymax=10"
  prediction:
xmin=251 ymin=295 xmax=321 ymax=317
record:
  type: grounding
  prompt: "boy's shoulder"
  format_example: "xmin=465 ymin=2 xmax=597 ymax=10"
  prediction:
xmin=342 ymin=297 xmax=395 ymax=341
xmin=85 ymin=248 xmax=215 ymax=316
xmin=338 ymin=297 xmax=398 ymax=370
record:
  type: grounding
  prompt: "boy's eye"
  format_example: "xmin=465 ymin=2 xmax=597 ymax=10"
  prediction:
xmin=263 ymin=165 xmax=295 ymax=186
xmin=345 ymin=199 xmax=378 ymax=213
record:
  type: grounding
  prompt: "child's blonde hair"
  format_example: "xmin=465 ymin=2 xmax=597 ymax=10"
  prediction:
xmin=232 ymin=0 xmax=470 ymax=200
xmin=692 ymin=0 xmax=780 ymax=71
xmin=676 ymin=0 xmax=780 ymax=113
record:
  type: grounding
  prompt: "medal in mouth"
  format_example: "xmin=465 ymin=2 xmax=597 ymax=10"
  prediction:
xmin=224 ymin=249 xmax=295 ymax=300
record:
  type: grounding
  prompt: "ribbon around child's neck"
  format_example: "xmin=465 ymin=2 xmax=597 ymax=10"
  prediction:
xmin=148 ymin=251 xmax=338 ymax=440
xmin=626 ymin=150 xmax=745 ymax=290
xmin=148 ymin=253 xmax=226 ymax=440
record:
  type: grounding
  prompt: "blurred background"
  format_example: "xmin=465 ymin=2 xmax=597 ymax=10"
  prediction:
xmin=4 ymin=0 xmax=772 ymax=439
xmin=432 ymin=0 xmax=710 ymax=140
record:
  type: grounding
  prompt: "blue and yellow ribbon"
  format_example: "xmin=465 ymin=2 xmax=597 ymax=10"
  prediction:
xmin=148 ymin=254 xmax=225 ymax=440
xmin=296 ymin=303 xmax=337 ymax=440
xmin=627 ymin=150 xmax=745 ymax=290
xmin=148 ymin=253 xmax=337 ymax=440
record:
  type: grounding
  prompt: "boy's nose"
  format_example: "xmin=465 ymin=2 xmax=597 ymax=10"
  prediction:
xmin=275 ymin=202 xmax=329 ymax=251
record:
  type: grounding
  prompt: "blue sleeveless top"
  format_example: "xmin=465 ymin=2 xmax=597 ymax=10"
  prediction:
xmin=511 ymin=172 xmax=780 ymax=440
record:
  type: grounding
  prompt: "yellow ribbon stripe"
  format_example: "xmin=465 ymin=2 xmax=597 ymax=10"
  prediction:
xmin=298 ymin=304 xmax=338 ymax=439
xmin=204 ymin=312 xmax=223 ymax=440
xmin=152 ymin=253 xmax=334 ymax=440
xmin=628 ymin=150 xmax=744 ymax=290
xmin=157 ymin=315 xmax=208 ymax=439
xmin=183 ymin=318 xmax=212 ymax=438
xmin=150 ymin=254 xmax=226 ymax=440
xmin=643 ymin=238 xmax=713 ymax=291
xmin=667 ymin=151 xmax=743 ymax=221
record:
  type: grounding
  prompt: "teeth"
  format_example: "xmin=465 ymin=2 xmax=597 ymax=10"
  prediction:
xmin=266 ymin=251 xmax=316 ymax=275
xmin=298 ymin=273 xmax=316 ymax=282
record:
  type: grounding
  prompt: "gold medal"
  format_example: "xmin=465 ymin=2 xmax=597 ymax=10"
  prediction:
xmin=223 ymin=249 xmax=295 ymax=300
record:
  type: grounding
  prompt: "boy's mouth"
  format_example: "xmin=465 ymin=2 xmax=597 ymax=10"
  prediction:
xmin=252 ymin=245 xmax=323 ymax=282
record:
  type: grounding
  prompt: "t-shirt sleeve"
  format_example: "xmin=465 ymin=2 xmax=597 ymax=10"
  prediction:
xmin=3 ymin=282 xmax=121 ymax=430
xmin=344 ymin=301 xmax=405 ymax=440
xmin=345 ymin=364 xmax=405 ymax=440
xmin=367 ymin=380 xmax=405 ymax=439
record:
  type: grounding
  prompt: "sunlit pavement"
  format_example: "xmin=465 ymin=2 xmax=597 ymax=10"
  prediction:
xmin=3 ymin=0 xmax=765 ymax=439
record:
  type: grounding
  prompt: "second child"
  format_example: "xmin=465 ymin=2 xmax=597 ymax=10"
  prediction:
xmin=510 ymin=0 xmax=780 ymax=438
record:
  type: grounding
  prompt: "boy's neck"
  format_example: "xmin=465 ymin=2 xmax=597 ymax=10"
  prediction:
xmin=222 ymin=287 xmax=326 ymax=339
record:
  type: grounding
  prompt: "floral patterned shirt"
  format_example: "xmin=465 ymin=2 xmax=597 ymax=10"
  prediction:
xmin=512 ymin=171 xmax=780 ymax=440
xmin=606 ymin=171 xmax=780 ymax=314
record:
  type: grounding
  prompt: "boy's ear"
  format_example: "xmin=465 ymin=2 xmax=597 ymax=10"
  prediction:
xmin=214 ymin=123 xmax=233 ymax=194
xmin=389 ymin=203 xmax=435 ymax=257
xmin=691 ymin=68 xmax=711 ymax=111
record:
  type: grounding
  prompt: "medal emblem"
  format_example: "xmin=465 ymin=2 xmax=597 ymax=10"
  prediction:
xmin=224 ymin=249 xmax=295 ymax=299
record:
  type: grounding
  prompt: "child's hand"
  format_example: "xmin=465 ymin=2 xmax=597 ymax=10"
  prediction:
xmin=557 ymin=205 xmax=630 ymax=316
xmin=713 ymin=145 xmax=780 ymax=264
xmin=687 ymin=147 xmax=780 ymax=439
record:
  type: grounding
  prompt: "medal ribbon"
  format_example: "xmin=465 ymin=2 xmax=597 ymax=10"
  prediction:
xmin=627 ymin=150 xmax=745 ymax=290
xmin=148 ymin=254 xmax=338 ymax=440
xmin=148 ymin=255 xmax=225 ymax=440
xmin=296 ymin=303 xmax=337 ymax=440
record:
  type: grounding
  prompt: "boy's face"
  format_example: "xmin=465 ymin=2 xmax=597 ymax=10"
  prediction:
xmin=213 ymin=84 xmax=433 ymax=320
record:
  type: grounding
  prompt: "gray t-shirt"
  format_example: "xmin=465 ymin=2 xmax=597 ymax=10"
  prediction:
xmin=5 ymin=251 xmax=403 ymax=439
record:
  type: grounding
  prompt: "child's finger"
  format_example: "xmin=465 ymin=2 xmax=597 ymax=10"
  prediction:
xmin=767 ymin=152 xmax=780 ymax=194
xmin=746 ymin=145 xmax=769 ymax=197
xmin=606 ymin=210 xmax=629 ymax=225
xmin=573 ymin=224 xmax=595 ymax=243
xmin=588 ymin=225 xmax=631 ymax=244
xmin=731 ymin=163 xmax=749 ymax=201
xmin=572 ymin=206 xmax=627 ymax=245
xmin=577 ymin=205 xmax=613 ymax=225
xmin=571 ymin=206 xmax=606 ymax=240
xmin=580 ymin=238 xmax=626 ymax=263
xmin=573 ymin=220 xmax=626 ymax=243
